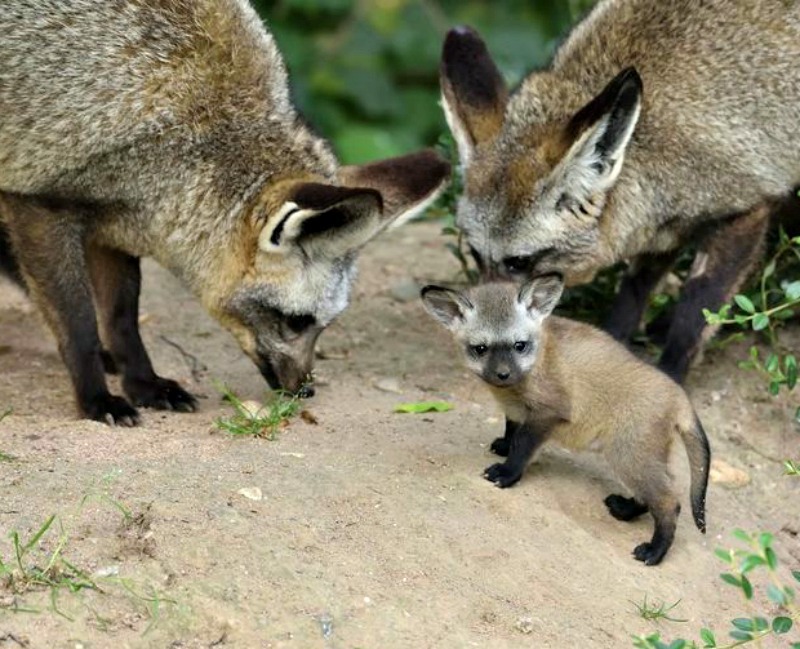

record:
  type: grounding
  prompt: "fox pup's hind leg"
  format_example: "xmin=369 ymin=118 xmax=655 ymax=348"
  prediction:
xmin=604 ymin=494 xmax=648 ymax=521
xmin=484 ymin=419 xmax=551 ymax=488
xmin=0 ymin=194 xmax=139 ymax=425
xmin=87 ymin=246 xmax=197 ymax=412
xmin=659 ymin=207 xmax=769 ymax=382
xmin=489 ymin=419 xmax=520 ymax=457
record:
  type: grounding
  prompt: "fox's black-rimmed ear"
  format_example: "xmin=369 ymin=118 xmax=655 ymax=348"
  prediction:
xmin=338 ymin=149 xmax=450 ymax=228
xmin=517 ymin=274 xmax=564 ymax=318
xmin=421 ymin=285 xmax=474 ymax=330
xmin=440 ymin=26 xmax=508 ymax=165
xmin=259 ymin=183 xmax=383 ymax=258
xmin=554 ymin=68 xmax=643 ymax=204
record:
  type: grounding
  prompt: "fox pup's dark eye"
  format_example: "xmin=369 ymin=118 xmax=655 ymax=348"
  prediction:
xmin=514 ymin=341 xmax=530 ymax=353
xmin=471 ymin=344 xmax=488 ymax=357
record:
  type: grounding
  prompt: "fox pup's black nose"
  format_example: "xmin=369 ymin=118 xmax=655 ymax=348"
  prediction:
xmin=496 ymin=371 xmax=510 ymax=381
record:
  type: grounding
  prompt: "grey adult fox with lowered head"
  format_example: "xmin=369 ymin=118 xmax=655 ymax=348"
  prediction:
xmin=421 ymin=276 xmax=710 ymax=565
xmin=0 ymin=0 xmax=449 ymax=424
xmin=440 ymin=0 xmax=800 ymax=382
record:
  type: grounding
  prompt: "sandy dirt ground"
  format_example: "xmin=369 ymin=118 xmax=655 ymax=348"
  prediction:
xmin=1 ymin=221 xmax=799 ymax=649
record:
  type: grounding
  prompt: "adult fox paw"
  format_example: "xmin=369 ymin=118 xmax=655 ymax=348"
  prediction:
xmin=483 ymin=463 xmax=522 ymax=488
xmin=124 ymin=376 xmax=198 ymax=412
xmin=84 ymin=394 xmax=141 ymax=427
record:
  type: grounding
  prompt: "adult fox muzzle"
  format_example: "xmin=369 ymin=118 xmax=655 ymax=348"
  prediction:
xmin=0 ymin=0 xmax=449 ymax=423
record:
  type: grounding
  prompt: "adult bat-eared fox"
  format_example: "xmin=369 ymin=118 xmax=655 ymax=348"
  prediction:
xmin=0 ymin=0 xmax=449 ymax=424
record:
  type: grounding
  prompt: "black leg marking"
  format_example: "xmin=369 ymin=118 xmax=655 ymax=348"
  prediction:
xmin=489 ymin=418 xmax=519 ymax=457
xmin=484 ymin=420 xmax=551 ymax=489
xmin=100 ymin=349 xmax=119 ymax=375
xmin=604 ymin=494 xmax=649 ymax=522
xmin=88 ymin=247 xmax=197 ymax=413
xmin=605 ymin=252 xmax=676 ymax=342
xmin=0 ymin=195 xmax=139 ymax=425
xmin=659 ymin=209 xmax=769 ymax=382
xmin=633 ymin=504 xmax=680 ymax=566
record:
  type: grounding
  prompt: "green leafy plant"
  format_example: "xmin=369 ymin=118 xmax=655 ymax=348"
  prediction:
xmin=633 ymin=530 xmax=799 ymax=648
xmin=784 ymin=460 xmax=800 ymax=476
xmin=214 ymin=383 xmax=302 ymax=439
xmin=704 ymin=228 xmax=800 ymax=398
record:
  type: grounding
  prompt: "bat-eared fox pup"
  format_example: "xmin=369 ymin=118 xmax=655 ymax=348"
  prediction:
xmin=421 ymin=276 xmax=710 ymax=565
xmin=0 ymin=0 xmax=449 ymax=424
xmin=440 ymin=0 xmax=800 ymax=383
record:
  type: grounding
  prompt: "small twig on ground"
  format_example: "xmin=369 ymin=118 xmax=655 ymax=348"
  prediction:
xmin=159 ymin=336 xmax=207 ymax=382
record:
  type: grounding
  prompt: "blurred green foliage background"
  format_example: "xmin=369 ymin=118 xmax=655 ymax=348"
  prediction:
xmin=253 ymin=0 xmax=596 ymax=163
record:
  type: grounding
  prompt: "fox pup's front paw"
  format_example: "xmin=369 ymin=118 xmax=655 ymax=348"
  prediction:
xmin=489 ymin=436 xmax=510 ymax=457
xmin=83 ymin=394 xmax=141 ymax=427
xmin=124 ymin=376 xmax=198 ymax=412
xmin=483 ymin=462 xmax=522 ymax=488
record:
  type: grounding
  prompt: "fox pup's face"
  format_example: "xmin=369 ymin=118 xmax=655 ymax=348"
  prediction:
xmin=216 ymin=152 xmax=450 ymax=396
xmin=440 ymin=27 xmax=643 ymax=286
xmin=421 ymin=276 xmax=563 ymax=388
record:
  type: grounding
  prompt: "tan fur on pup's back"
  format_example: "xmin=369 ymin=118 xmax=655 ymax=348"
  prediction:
xmin=492 ymin=316 xmax=696 ymax=453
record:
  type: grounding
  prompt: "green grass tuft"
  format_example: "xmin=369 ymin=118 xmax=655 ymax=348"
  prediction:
xmin=214 ymin=383 xmax=302 ymax=440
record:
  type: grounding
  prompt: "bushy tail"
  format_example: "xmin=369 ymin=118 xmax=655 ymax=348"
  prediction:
xmin=678 ymin=413 xmax=711 ymax=533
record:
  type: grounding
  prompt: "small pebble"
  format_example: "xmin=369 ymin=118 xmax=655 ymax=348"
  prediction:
xmin=237 ymin=487 xmax=263 ymax=501
xmin=515 ymin=617 xmax=535 ymax=634
xmin=374 ymin=377 xmax=403 ymax=394
xmin=710 ymin=459 xmax=751 ymax=489
xmin=390 ymin=279 xmax=421 ymax=303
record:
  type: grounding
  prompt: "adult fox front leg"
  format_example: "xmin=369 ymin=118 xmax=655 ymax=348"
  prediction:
xmin=0 ymin=0 xmax=449 ymax=423
xmin=0 ymin=193 xmax=140 ymax=424
xmin=88 ymin=245 xmax=198 ymax=413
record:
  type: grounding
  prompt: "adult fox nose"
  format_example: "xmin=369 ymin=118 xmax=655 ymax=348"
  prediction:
xmin=297 ymin=384 xmax=315 ymax=399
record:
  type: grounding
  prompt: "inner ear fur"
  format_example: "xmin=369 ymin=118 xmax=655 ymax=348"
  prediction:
xmin=420 ymin=285 xmax=474 ymax=329
xmin=259 ymin=183 xmax=383 ymax=255
xmin=517 ymin=274 xmax=564 ymax=318
xmin=337 ymin=149 xmax=450 ymax=227
xmin=551 ymin=67 xmax=643 ymax=203
xmin=440 ymin=26 xmax=508 ymax=161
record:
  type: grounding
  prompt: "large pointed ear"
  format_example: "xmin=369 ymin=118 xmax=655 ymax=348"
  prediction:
xmin=338 ymin=149 xmax=450 ymax=229
xmin=440 ymin=26 xmax=508 ymax=165
xmin=555 ymin=67 xmax=642 ymax=204
xmin=421 ymin=285 xmax=474 ymax=330
xmin=517 ymin=274 xmax=564 ymax=319
xmin=259 ymin=183 xmax=383 ymax=259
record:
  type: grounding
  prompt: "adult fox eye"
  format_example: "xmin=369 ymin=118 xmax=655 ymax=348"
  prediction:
xmin=503 ymin=256 xmax=531 ymax=274
xmin=471 ymin=344 xmax=488 ymax=357
xmin=283 ymin=314 xmax=316 ymax=335
xmin=514 ymin=341 xmax=530 ymax=353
